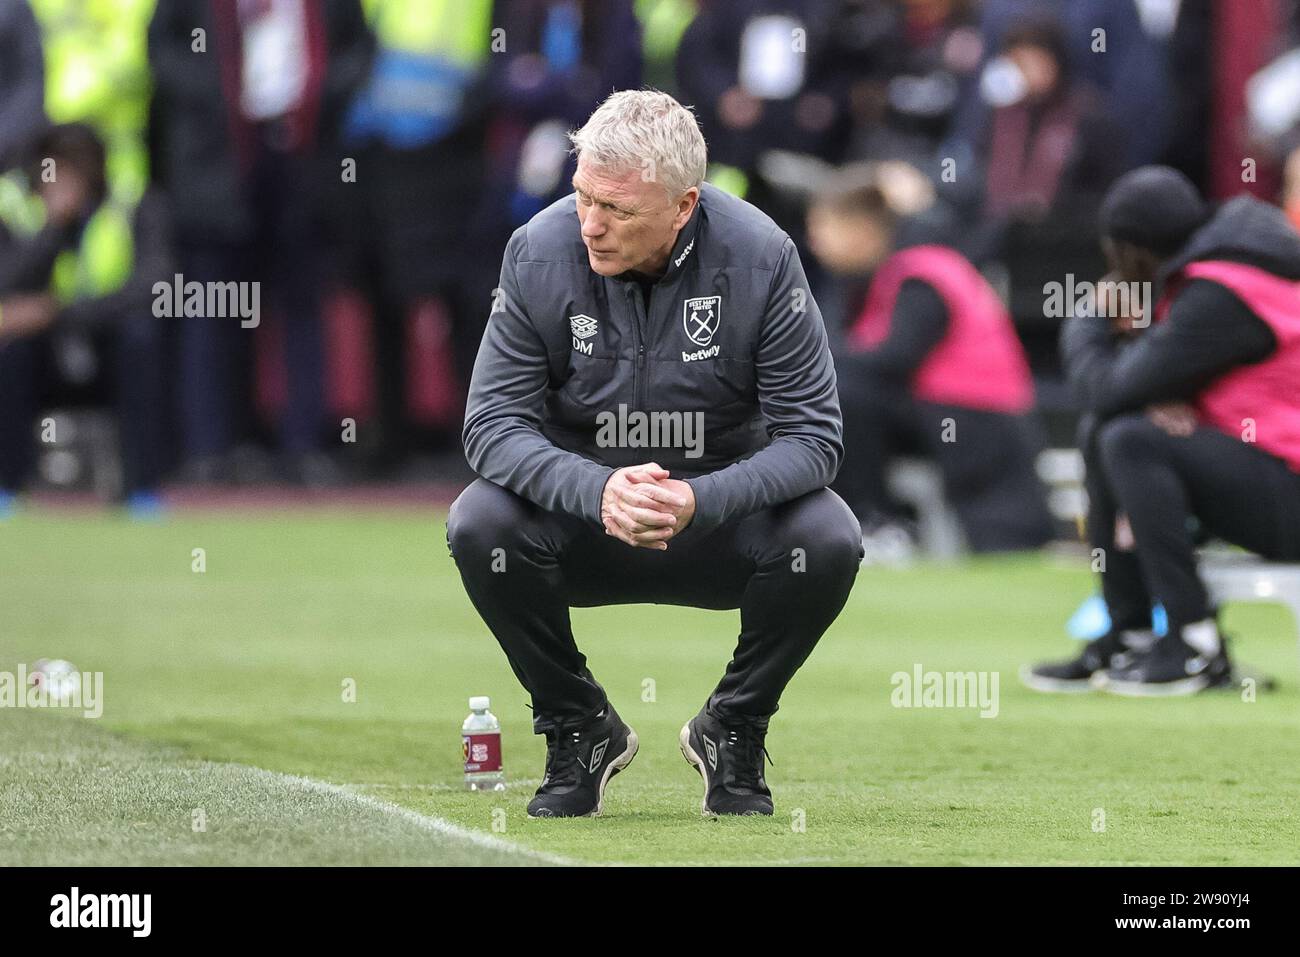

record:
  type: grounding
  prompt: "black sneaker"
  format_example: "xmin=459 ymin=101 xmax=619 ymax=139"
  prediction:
xmin=679 ymin=705 xmax=773 ymax=817
xmin=1020 ymin=630 xmax=1134 ymax=693
xmin=527 ymin=704 xmax=638 ymax=818
xmin=1102 ymin=636 xmax=1233 ymax=697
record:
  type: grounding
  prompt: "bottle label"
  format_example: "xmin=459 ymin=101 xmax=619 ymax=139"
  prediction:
xmin=463 ymin=732 xmax=502 ymax=774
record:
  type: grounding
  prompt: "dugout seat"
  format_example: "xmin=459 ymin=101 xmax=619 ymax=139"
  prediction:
xmin=1200 ymin=554 xmax=1300 ymax=660
xmin=886 ymin=458 xmax=965 ymax=560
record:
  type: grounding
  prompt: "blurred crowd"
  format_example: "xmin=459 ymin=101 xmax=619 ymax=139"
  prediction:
xmin=1 ymin=0 xmax=1299 ymax=527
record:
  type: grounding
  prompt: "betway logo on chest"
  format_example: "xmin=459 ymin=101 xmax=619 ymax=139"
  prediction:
xmin=682 ymin=344 xmax=719 ymax=362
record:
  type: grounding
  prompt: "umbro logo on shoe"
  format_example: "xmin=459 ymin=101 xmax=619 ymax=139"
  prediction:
xmin=588 ymin=737 xmax=610 ymax=773
xmin=528 ymin=708 xmax=638 ymax=818
xmin=680 ymin=712 xmax=775 ymax=817
xmin=1186 ymin=656 xmax=1209 ymax=675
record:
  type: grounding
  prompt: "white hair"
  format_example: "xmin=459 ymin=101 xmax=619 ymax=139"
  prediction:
xmin=569 ymin=89 xmax=707 ymax=198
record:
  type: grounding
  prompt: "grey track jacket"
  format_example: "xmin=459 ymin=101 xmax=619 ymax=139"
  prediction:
xmin=462 ymin=183 xmax=843 ymax=537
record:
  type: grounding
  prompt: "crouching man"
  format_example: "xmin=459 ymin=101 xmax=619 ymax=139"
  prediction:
xmin=1025 ymin=167 xmax=1300 ymax=696
xmin=447 ymin=90 xmax=863 ymax=817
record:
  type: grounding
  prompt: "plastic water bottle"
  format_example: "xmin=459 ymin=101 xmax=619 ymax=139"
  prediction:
xmin=462 ymin=696 xmax=506 ymax=791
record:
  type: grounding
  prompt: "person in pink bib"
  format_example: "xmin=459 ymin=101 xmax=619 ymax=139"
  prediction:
xmin=809 ymin=165 xmax=1053 ymax=555
xmin=1025 ymin=166 xmax=1300 ymax=696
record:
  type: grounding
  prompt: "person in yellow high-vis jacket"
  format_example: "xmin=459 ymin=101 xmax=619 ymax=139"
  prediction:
xmin=0 ymin=123 xmax=171 ymax=512
xmin=335 ymin=0 xmax=494 ymax=463
xmin=26 ymin=0 xmax=155 ymax=205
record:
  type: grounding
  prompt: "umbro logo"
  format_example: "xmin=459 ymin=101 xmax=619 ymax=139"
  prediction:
xmin=571 ymin=314 xmax=597 ymax=356
xmin=589 ymin=737 xmax=610 ymax=773
xmin=703 ymin=734 xmax=718 ymax=772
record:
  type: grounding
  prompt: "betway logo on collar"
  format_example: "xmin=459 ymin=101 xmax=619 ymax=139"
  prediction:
xmin=673 ymin=237 xmax=695 ymax=269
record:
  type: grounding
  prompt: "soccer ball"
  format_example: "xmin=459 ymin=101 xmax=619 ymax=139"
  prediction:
xmin=30 ymin=659 xmax=80 ymax=704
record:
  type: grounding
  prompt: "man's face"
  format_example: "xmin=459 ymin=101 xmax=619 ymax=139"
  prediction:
xmin=1100 ymin=236 xmax=1161 ymax=336
xmin=806 ymin=205 xmax=891 ymax=276
xmin=38 ymin=165 xmax=93 ymax=225
xmin=1005 ymin=44 xmax=1060 ymax=101
xmin=573 ymin=156 xmax=697 ymax=278
xmin=1102 ymin=236 xmax=1159 ymax=285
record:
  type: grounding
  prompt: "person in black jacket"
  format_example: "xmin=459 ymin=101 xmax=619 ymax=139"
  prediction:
xmin=0 ymin=0 xmax=45 ymax=171
xmin=1024 ymin=167 xmax=1300 ymax=696
xmin=147 ymin=0 xmax=374 ymax=485
xmin=447 ymin=91 xmax=863 ymax=819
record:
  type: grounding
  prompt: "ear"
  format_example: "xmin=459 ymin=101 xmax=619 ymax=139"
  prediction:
xmin=674 ymin=187 xmax=700 ymax=231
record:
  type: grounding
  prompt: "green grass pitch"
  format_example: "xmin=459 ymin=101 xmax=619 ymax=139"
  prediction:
xmin=2 ymin=509 xmax=1299 ymax=866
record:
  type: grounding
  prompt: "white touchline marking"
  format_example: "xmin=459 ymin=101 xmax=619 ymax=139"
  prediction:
xmin=242 ymin=767 xmax=576 ymax=866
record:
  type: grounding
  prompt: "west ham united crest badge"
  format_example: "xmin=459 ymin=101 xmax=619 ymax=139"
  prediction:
xmin=683 ymin=296 xmax=721 ymax=347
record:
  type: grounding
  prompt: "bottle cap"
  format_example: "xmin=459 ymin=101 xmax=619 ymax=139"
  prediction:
xmin=469 ymin=695 xmax=490 ymax=711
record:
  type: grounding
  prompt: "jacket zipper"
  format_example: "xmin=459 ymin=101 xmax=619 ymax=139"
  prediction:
xmin=627 ymin=285 xmax=648 ymax=410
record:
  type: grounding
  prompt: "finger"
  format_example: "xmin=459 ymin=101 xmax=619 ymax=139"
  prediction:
xmin=629 ymin=525 xmax=676 ymax=544
xmin=626 ymin=464 xmax=670 ymax=482
xmin=622 ymin=504 xmax=676 ymax=528
xmin=620 ymin=489 xmax=669 ymax=513
xmin=632 ymin=484 xmax=687 ymax=509
xmin=623 ymin=517 xmax=662 ymax=535
xmin=1146 ymin=410 xmax=1174 ymax=432
xmin=616 ymin=482 xmax=676 ymax=507
xmin=604 ymin=514 xmax=639 ymax=547
xmin=628 ymin=536 xmax=670 ymax=551
xmin=613 ymin=520 xmax=667 ymax=549
xmin=608 ymin=505 xmax=653 ymax=537
xmin=608 ymin=507 xmax=637 ymax=535
xmin=626 ymin=471 xmax=669 ymax=486
xmin=625 ymin=492 xmax=684 ymax=516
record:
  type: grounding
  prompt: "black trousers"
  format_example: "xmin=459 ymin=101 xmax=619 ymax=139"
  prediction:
xmin=0 ymin=319 xmax=167 ymax=496
xmin=176 ymin=143 xmax=324 ymax=460
xmin=1087 ymin=413 xmax=1300 ymax=634
xmin=834 ymin=371 xmax=1054 ymax=552
xmin=446 ymin=478 xmax=864 ymax=730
